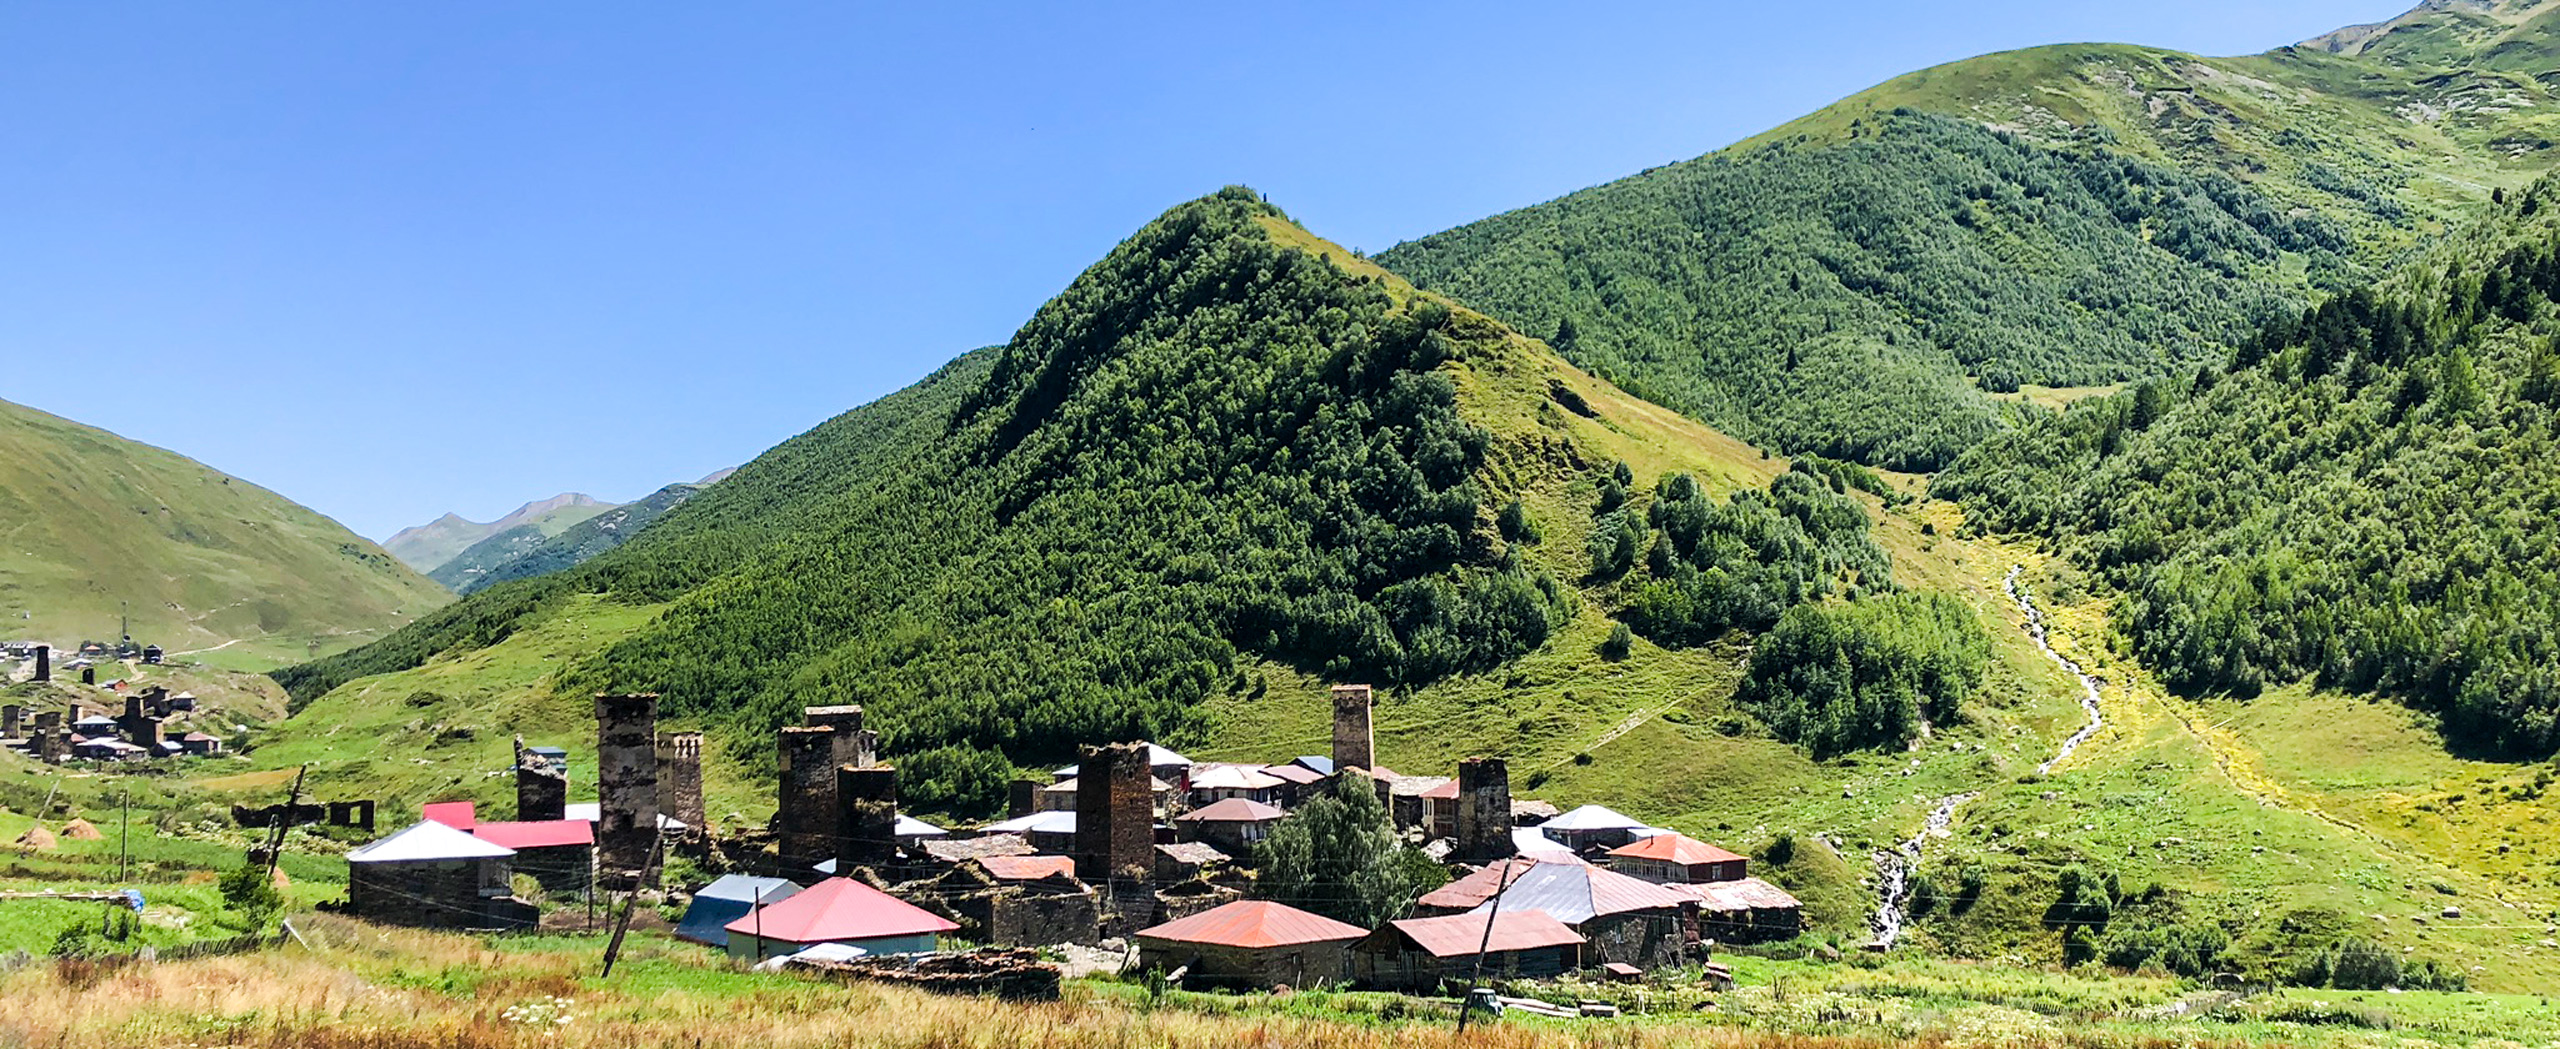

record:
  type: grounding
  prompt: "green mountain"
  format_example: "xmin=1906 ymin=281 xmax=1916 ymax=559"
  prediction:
xmin=1936 ymin=174 xmax=2560 ymax=758
xmin=275 ymin=191 xmax=1914 ymax=813
xmin=1377 ymin=4 xmax=2560 ymax=470
xmin=381 ymin=493 xmax=616 ymax=575
xmin=0 ymin=397 xmax=450 ymax=667
xmin=438 ymin=480 xmax=716 ymax=595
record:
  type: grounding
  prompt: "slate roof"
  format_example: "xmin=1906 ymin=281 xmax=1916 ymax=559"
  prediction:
xmin=347 ymin=820 xmax=515 ymax=863
xmin=1133 ymin=900 xmax=1365 ymax=949
xmin=1379 ymin=910 xmax=1584 ymax=958
xmin=919 ymin=833 xmax=1035 ymax=864
xmin=1607 ymin=833 xmax=1746 ymax=866
xmin=722 ymin=877 xmax=958 ymax=944
xmin=1154 ymin=841 xmax=1228 ymax=866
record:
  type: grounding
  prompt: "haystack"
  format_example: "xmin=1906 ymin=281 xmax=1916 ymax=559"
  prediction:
xmin=60 ymin=818 xmax=103 ymax=841
xmin=14 ymin=825 xmax=56 ymax=850
xmin=271 ymin=866 xmax=291 ymax=891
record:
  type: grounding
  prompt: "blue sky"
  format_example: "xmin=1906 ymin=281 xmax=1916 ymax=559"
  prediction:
xmin=1 ymin=2 xmax=2408 ymax=540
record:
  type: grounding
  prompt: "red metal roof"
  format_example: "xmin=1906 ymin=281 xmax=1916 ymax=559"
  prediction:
xmin=721 ymin=877 xmax=958 ymax=944
xmin=1607 ymin=833 xmax=1745 ymax=867
xmin=1383 ymin=910 xmax=1584 ymax=958
xmin=472 ymin=820 xmax=595 ymax=850
xmin=421 ymin=801 xmax=476 ymax=831
xmin=1133 ymin=899 xmax=1365 ymax=949
xmin=976 ymin=855 xmax=1077 ymax=881
xmin=1420 ymin=780 xmax=1459 ymax=800
xmin=1173 ymin=798 xmax=1287 ymax=823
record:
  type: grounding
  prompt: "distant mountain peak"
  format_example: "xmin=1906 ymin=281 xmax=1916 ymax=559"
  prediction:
xmin=2299 ymin=0 xmax=2552 ymax=59
xmin=382 ymin=492 xmax=619 ymax=574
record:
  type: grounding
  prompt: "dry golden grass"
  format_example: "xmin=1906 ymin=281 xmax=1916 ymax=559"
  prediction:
xmin=0 ymin=916 xmax=2307 ymax=1049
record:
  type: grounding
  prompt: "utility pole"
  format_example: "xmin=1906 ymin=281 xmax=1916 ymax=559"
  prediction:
xmin=265 ymin=766 xmax=307 ymax=881
xmin=600 ymin=824 xmax=668 ymax=979
xmin=1454 ymin=858 xmax=1523 ymax=1034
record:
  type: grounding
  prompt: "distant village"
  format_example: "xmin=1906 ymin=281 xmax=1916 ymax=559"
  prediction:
xmin=333 ymin=685 xmax=1803 ymax=998
xmin=0 ymin=641 xmax=230 ymax=762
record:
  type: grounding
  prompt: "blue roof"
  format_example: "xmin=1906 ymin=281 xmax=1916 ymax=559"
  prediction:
xmin=1292 ymin=756 xmax=1335 ymax=775
xmin=677 ymin=875 xmax=803 ymax=946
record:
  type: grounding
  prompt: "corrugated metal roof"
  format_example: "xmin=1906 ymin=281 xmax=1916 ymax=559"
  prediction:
xmin=1188 ymin=766 xmax=1286 ymax=791
xmin=895 ymin=815 xmax=947 ymax=837
xmin=696 ymin=874 xmax=802 ymax=905
xmin=1290 ymin=756 xmax=1334 ymax=776
xmin=976 ymin=855 xmax=1077 ymax=881
xmin=1174 ymin=798 xmax=1286 ymax=823
xmin=721 ymin=877 xmax=958 ymax=944
xmin=1419 ymin=780 xmax=1459 ymax=800
xmin=1514 ymin=828 xmax=1586 ymax=863
xmin=472 ymin=820 xmax=595 ymax=850
xmin=347 ymin=820 xmax=515 ymax=863
xmin=1428 ymin=859 xmax=1691 ymax=925
xmin=986 ymin=811 xmax=1076 ymax=834
xmin=561 ymin=803 xmax=687 ymax=831
xmin=1540 ymin=804 xmax=1647 ymax=831
xmin=1258 ymin=764 xmax=1325 ymax=785
xmin=1607 ymin=833 xmax=1746 ymax=866
xmin=1382 ymin=909 xmax=1584 ymax=958
xmin=420 ymin=801 xmax=476 ymax=831
xmin=1133 ymin=900 xmax=1365 ymax=949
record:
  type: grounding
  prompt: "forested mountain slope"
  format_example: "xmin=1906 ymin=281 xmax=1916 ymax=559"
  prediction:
xmin=1935 ymin=176 xmax=2560 ymax=757
xmin=1380 ymin=5 xmax=2560 ymax=469
xmin=276 ymin=191 xmax=1941 ymax=812
xmin=0 ymin=397 xmax=448 ymax=666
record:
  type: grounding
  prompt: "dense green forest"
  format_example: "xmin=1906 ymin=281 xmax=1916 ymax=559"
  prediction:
xmin=1735 ymin=591 xmax=1990 ymax=758
xmin=1594 ymin=466 xmax=1892 ymax=646
xmin=1379 ymin=112 xmax=2359 ymax=471
xmin=1936 ymin=180 xmax=2560 ymax=757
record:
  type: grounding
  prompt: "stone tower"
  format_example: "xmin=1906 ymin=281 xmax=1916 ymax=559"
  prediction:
xmin=1331 ymin=683 xmax=1375 ymax=771
xmin=593 ymin=693 xmax=661 ymax=887
xmin=1073 ymin=742 xmax=1153 ymax=886
xmin=1455 ymin=757 xmax=1516 ymax=863
xmin=776 ymin=725 xmax=838 ymax=871
xmin=656 ymin=731 xmax=705 ymax=835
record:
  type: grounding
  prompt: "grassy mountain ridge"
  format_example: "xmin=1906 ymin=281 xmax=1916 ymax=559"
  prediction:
xmin=0 ymin=397 xmax=448 ymax=667
xmin=1379 ymin=9 xmax=2560 ymax=469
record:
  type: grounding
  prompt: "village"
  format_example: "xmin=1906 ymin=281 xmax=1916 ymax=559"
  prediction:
xmin=326 ymin=685 xmax=1801 ymax=1006
xmin=0 ymin=642 xmax=230 ymax=763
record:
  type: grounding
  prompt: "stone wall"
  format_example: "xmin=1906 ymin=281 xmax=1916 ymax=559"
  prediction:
xmin=1454 ymin=757 xmax=1513 ymax=863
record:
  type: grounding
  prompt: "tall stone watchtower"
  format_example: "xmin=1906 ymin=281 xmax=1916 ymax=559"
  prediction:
xmin=1331 ymin=683 xmax=1376 ymax=771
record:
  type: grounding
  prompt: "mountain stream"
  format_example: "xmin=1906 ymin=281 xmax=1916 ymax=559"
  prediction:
xmin=1867 ymin=565 xmax=2105 ymax=947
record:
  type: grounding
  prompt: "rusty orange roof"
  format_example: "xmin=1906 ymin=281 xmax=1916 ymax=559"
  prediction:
xmin=1133 ymin=900 xmax=1365 ymax=949
xmin=1420 ymin=780 xmax=1459 ymax=800
xmin=1607 ymin=833 xmax=1745 ymax=866
xmin=976 ymin=855 xmax=1077 ymax=881
xmin=1381 ymin=910 xmax=1583 ymax=958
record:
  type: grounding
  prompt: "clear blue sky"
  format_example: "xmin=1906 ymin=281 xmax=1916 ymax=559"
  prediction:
xmin=1 ymin=2 xmax=2407 ymax=541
